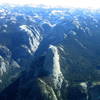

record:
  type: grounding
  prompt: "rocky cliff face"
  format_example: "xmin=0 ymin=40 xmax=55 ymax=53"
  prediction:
xmin=0 ymin=5 xmax=100 ymax=100
xmin=43 ymin=45 xmax=64 ymax=89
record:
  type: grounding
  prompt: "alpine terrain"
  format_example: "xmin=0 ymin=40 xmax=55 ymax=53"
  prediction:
xmin=0 ymin=4 xmax=100 ymax=100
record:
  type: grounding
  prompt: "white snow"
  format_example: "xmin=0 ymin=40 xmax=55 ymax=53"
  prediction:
xmin=73 ymin=17 xmax=80 ymax=29
xmin=80 ymin=82 xmax=87 ymax=90
xmin=20 ymin=25 xmax=29 ymax=32
xmin=75 ymin=38 xmax=87 ymax=49
xmin=21 ymin=45 xmax=32 ymax=54
xmin=69 ymin=30 xmax=77 ymax=35
xmin=19 ymin=25 xmax=41 ymax=55
xmin=0 ymin=9 xmax=5 ymax=13
xmin=51 ymin=10 xmax=65 ymax=15
xmin=3 ymin=24 xmax=8 ymax=28
xmin=11 ymin=61 xmax=20 ymax=68
xmin=59 ymin=45 xmax=64 ymax=52
xmin=43 ymin=21 xmax=56 ymax=28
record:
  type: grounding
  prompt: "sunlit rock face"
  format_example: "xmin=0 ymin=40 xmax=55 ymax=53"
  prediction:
xmin=0 ymin=5 xmax=100 ymax=100
xmin=0 ymin=45 xmax=20 ymax=91
xmin=0 ymin=22 xmax=42 ymax=91
xmin=0 ymin=45 xmax=20 ymax=76
xmin=44 ymin=45 xmax=63 ymax=89
xmin=0 ymin=56 xmax=8 ymax=76
xmin=10 ymin=24 xmax=42 ymax=67
xmin=19 ymin=25 xmax=42 ymax=54
xmin=0 ymin=6 xmax=43 ymax=91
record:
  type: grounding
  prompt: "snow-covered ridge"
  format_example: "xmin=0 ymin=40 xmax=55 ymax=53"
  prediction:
xmin=19 ymin=25 xmax=42 ymax=55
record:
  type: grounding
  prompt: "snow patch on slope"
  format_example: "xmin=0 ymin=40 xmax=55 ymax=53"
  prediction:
xmin=19 ymin=25 xmax=42 ymax=55
xmin=75 ymin=38 xmax=87 ymax=49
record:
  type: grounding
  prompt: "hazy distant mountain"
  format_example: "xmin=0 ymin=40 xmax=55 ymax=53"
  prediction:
xmin=0 ymin=5 xmax=100 ymax=100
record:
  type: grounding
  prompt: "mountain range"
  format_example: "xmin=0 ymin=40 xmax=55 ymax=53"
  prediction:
xmin=0 ymin=5 xmax=100 ymax=100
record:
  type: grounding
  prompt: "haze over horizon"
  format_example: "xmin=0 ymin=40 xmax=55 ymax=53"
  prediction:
xmin=0 ymin=0 xmax=100 ymax=9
